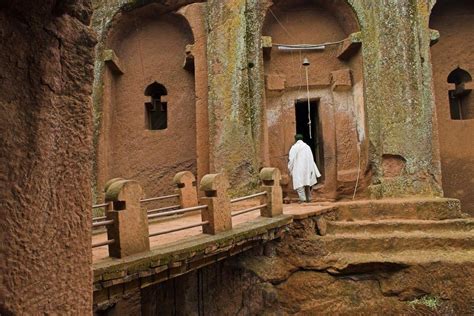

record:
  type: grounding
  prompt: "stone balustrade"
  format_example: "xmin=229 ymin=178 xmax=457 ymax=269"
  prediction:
xmin=93 ymin=167 xmax=284 ymax=258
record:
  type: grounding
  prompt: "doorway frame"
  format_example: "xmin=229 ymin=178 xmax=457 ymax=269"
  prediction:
xmin=266 ymin=89 xmax=338 ymax=200
xmin=294 ymin=98 xmax=325 ymax=181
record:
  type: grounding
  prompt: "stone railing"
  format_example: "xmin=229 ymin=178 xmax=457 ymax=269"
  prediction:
xmin=92 ymin=167 xmax=283 ymax=259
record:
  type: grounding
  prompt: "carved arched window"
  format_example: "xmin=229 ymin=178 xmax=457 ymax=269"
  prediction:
xmin=144 ymin=82 xmax=168 ymax=130
xmin=447 ymin=67 xmax=473 ymax=120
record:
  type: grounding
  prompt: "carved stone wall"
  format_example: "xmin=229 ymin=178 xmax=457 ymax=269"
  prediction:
xmin=430 ymin=0 xmax=474 ymax=215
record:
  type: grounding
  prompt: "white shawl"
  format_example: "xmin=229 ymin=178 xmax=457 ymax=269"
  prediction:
xmin=288 ymin=140 xmax=321 ymax=189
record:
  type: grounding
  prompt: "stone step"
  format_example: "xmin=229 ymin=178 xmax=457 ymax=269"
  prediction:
xmin=325 ymin=219 xmax=474 ymax=235
xmin=321 ymin=250 xmax=474 ymax=273
xmin=332 ymin=198 xmax=463 ymax=221
xmin=311 ymin=231 xmax=474 ymax=253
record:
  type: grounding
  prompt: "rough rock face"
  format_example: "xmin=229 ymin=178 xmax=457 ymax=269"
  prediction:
xmin=234 ymin=218 xmax=474 ymax=315
xmin=138 ymin=214 xmax=473 ymax=315
xmin=0 ymin=0 xmax=96 ymax=313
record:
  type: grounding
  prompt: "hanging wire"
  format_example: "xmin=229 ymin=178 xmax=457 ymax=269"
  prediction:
xmin=268 ymin=8 xmax=296 ymax=41
xmin=303 ymin=59 xmax=312 ymax=139
xmin=268 ymin=6 xmax=301 ymax=155
xmin=268 ymin=7 xmax=305 ymax=95
xmin=352 ymin=142 xmax=362 ymax=200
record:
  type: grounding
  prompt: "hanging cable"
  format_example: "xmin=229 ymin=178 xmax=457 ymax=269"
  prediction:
xmin=268 ymin=8 xmax=296 ymax=41
xmin=303 ymin=57 xmax=312 ymax=139
xmin=352 ymin=142 xmax=362 ymax=200
xmin=268 ymin=7 xmax=306 ymax=95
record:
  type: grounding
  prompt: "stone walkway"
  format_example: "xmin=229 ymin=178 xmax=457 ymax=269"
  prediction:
xmin=92 ymin=200 xmax=333 ymax=261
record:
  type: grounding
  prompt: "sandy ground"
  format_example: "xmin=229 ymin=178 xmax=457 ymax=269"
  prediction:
xmin=92 ymin=200 xmax=331 ymax=261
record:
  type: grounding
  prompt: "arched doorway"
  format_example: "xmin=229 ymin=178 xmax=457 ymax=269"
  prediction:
xmin=262 ymin=0 xmax=367 ymax=201
xmin=430 ymin=0 xmax=474 ymax=214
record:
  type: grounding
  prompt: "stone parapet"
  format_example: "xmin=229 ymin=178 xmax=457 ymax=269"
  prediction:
xmin=200 ymin=173 xmax=232 ymax=234
xmin=93 ymin=215 xmax=292 ymax=312
xmin=259 ymin=167 xmax=283 ymax=217
xmin=174 ymin=171 xmax=199 ymax=209
xmin=105 ymin=179 xmax=150 ymax=258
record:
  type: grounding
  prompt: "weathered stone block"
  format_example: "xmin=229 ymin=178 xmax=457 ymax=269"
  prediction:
xmin=262 ymin=35 xmax=272 ymax=59
xmin=174 ymin=171 xmax=198 ymax=209
xmin=103 ymin=49 xmax=124 ymax=74
xmin=430 ymin=29 xmax=440 ymax=46
xmin=105 ymin=179 xmax=150 ymax=258
xmin=337 ymin=32 xmax=362 ymax=60
xmin=331 ymin=69 xmax=352 ymax=91
xmin=183 ymin=44 xmax=195 ymax=71
xmin=199 ymin=173 xmax=232 ymax=234
xmin=382 ymin=154 xmax=406 ymax=178
xmin=93 ymin=288 xmax=109 ymax=307
xmin=260 ymin=167 xmax=283 ymax=217
xmin=266 ymin=74 xmax=286 ymax=91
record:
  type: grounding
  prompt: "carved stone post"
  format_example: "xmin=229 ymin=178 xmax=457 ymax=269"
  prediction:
xmin=199 ymin=173 xmax=232 ymax=234
xmin=173 ymin=171 xmax=198 ymax=209
xmin=259 ymin=167 xmax=283 ymax=217
xmin=105 ymin=179 xmax=150 ymax=258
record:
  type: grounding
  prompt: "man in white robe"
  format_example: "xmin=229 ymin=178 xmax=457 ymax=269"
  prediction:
xmin=288 ymin=134 xmax=321 ymax=203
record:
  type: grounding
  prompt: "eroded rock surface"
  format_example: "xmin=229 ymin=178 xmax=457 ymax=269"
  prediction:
xmin=132 ymin=210 xmax=473 ymax=315
xmin=0 ymin=1 xmax=95 ymax=313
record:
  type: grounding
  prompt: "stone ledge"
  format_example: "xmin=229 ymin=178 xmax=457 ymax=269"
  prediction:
xmin=287 ymin=205 xmax=338 ymax=220
xmin=333 ymin=198 xmax=462 ymax=221
xmin=284 ymin=198 xmax=462 ymax=221
xmin=337 ymin=32 xmax=362 ymax=60
xmin=103 ymin=49 xmax=123 ymax=75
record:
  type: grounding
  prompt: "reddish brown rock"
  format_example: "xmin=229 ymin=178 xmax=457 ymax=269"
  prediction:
xmin=174 ymin=171 xmax=199 ymax=208
xmin=199 ymin=173 xmax=232 ymax=234
xmin=430 ymin=0 xmax=474 ymax=215
xmin=331 ymin=69 xmax=352 ymax=91
xmin=95 ymin=3 xmax=206 ymax=202
xmin=0 ymin=0 xmax=96 ymax=313
xmin=105 ymin=180 xmax=150 ymax=258
xmin=382 ymin=154 xmax=407 ymax=178
xmin=266 ymin=74 xmax=286 ymax=91
xmin=260 ymin=167 xmax=283 ymax=217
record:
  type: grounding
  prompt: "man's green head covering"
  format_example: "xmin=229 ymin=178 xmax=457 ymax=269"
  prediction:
xmin=295 ymin=134 xmax=304 ymax=141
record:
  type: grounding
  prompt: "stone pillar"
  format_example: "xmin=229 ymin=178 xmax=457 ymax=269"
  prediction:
xmin=199 ymin=173 xmax=232 ymax=234
xmin=206 ymin=0 xmax=262 ymax=194
xmin=173 ymin=171 xmax=198 ymax=209
xmin=259 ymin=167 xmax=283 ymax=217
xmin=357 ymin=0 xmax=443 ymax=198
xmin=246 ymin=0 xmax=270 ymax=167
xmin=105 ymin=179 xmax=150 ymax=258
xmin=178 ymin=4 xmax=210 ymax=185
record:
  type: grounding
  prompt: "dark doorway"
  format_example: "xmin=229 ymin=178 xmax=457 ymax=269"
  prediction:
xmin=295 ymin=99 xmax=324 ymax=179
